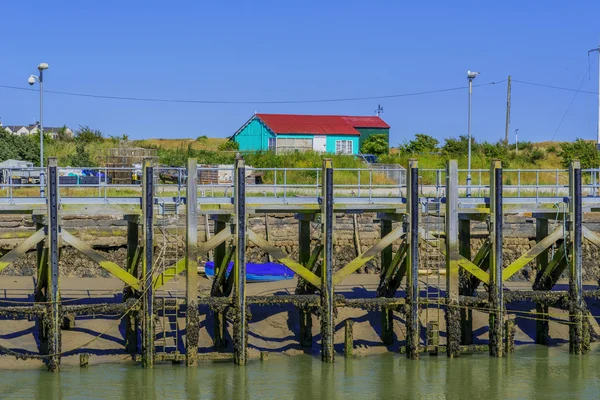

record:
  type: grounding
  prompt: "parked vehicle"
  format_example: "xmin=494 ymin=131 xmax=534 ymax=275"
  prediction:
xmin=355 ymin=154 xmax=380 ymax=164
xmin=0 ymin=159 xmax=41 ymax=184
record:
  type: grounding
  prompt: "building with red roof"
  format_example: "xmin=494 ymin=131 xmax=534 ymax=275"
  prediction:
xmin=231 ymin=113 xmax=390 ymax=154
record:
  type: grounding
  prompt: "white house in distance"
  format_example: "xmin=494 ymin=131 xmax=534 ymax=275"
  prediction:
xmin=1 ymin=122 xmax=73 ymax=139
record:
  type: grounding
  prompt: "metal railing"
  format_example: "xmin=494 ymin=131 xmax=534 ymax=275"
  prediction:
xmin=2 ymin=165 xmax=600 ymax=206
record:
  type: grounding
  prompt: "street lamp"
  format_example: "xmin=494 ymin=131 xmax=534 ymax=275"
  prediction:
xmin=466 ymin=70 xmax=479 ymax=197
xmin=28 ymin=62 xmax=49 ymax=197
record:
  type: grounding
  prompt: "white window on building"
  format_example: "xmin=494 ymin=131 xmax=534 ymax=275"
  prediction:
xmin=268 ymin=137 xmax=276 ymax=152
xmin=335 ymin=140 xmax=353 ymax=154
xmin=276 ymin=138 xmax=313 ymax=153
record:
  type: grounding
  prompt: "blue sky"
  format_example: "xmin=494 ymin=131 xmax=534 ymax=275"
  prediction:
xmin=1 ymin=0 xmax=599 ymax=145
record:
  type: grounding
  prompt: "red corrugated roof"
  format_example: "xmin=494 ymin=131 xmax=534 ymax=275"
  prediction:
xmin=255 ymin=114 xmax=389 ymax=136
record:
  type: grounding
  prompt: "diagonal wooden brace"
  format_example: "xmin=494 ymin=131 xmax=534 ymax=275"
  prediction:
xmin=583 ymin=227 xmax=600 ymax=249
xmin=61 ymin=229 xmax=141 ymax=291
xmin=0 ymin=228 xmax=46 ymax=272
xmin=199 ymin=228 xmax=232 ymax=255
xmin=502 ymin=228 xmax=564 ymax=281
xmin=457 ymin=256 xmax=490 ymax=284
xmin=247 ymin=230 xmax=320 ymax=287
xmin=333 ymin=226 xmax=404 ymax=285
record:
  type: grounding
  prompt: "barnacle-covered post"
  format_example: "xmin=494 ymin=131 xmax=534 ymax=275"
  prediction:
xmin=569 ymin=160 xmax=583 ymax=354
xmin=445 ymin=160 xmax=461 ymax=357
xmin=405 ymin=159 xmax=420 ymax=359
xmin=186 ymin=158 xmax=199 ymax=366
xmin=142 ymin=158 xmax=155 ymax=368
xmin=321 ymin=158 xmax=335 ymax=362
xmin=47 ymin=157 xmax=61 ymax=371
xmin=489 ymin=160 xmax=503 ymax=357
xmin=233 ymin=156 xmax=248 ymax=365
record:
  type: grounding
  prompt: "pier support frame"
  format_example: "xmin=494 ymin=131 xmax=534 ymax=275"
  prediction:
xmin=380 ymin=217 xmax=395 ymax=346
xmin=489 ymin=160 xmax=503 ymax=357
xmin=321 ymin=159 xmax=335 ymax=363
xmin=406 ymin=160 xmax=419 ymax=359
xmin=233 ymin=157 xmax=247 ymax=365
xmin=445 ymin=160 xmax=461 ymax=357
xmin=186 ymin=159 xmax=199 ymax=366
xmin=124 ymin=214 xmax=140 ymax=355
xmin=141 ymin=159 xmax=155 ymax=368
xmin=569 ymin=161 xmax=584 ymax=354
xmin=296 ymin=213 xmax=317 ymax=348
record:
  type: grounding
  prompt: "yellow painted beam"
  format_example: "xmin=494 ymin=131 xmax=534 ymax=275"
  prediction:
xmin=457 ymin=256 xmax=490 ymax=284
xmin=502 ymin=228 xmax=563 ymax=281
xmin=583 ymin=226 xmax=600 ymax=249
xmin=0 ymin=228 xmax=45 ymax=272
xmin=153 ymin=258 xmax=186 ymax=290
xmin=247 ymin=230 xmax=320 ymax=287
xmin=61 ymin=229 xmax=141 ymax=290
xmin=334 ymin=226 xmax=404 ymax=285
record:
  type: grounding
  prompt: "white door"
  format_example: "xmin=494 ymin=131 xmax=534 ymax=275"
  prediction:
xmin=313 ymin=136 xmax=327 ymax=152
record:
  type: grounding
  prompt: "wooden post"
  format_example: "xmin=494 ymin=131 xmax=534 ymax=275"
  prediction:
xmin=535 ymin=217 xmax=549 ymax=345
xmin=458 ymin=218 xmax=473 ymax=345
xmin=406 ymin=160 xmax=419 ymax=359
xmin=34 ymin=215 xmax=48 ymax=355
xmin=344 ymin=319 xmax=354 ymax=357
xmin=489 ymin=160 xmax=503 ymax=357
xmin=211 ymin=214 xmax=229 ymax=351
xmin=47 ymin=158 xmax=61 ymax=371
xmin=186 ymin=158 xmax=199 ymax=366
xmin=125 ymin=215 xmax=139 ymax=355
xmin=321 ymin=158 xmax=335 ymax=363
xmin=380 ymin=218 xmax=394 ymax=345
xmin=445 ymin=160 xmax=461 ymax=357
xmin=297 ymin=214 xmax=313 ymax=348
xmin=504 ymin=318 xmax=515 ymax=354
xmin=142 ymin=159 xmax=154 ymax=368
xmin=569 ymin=161 xmax=584 ymax=354
xmin=233 ymin=157 xmax=247 ymax=365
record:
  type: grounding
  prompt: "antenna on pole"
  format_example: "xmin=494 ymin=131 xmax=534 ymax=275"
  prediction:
xmin=375 ymin=104 xmax=384 ymax=117
xmin=589 ymin=42 xmax=600 ymax=150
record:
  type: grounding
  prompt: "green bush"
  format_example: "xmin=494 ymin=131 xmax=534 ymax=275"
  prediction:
xmin=558 ymin=139 xmax=599 ymax=169
xmin=398 ymin=133 xmax=439 ymax=154
xmin=361 ymin=134 xmax=389 ymax=156
xmin=218 ymin=140 xmax=239 ymax=151
xmin=197 ymin=135 xmax=208 ymax=142
xmin=0 ymin=129 xmax=40 ymax=165
xmin=442 ymin=135 xmax=471 ymax=157
xmin=75 ymin=125 xmax=103 ymax=145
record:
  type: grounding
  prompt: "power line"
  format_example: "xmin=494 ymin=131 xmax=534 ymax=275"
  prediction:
xmin=548 ymin=68 xmax=591 ymax=141
xmin=513 ymin=79 xmax=598 ymax=95
xmin=0 ymin=80 xmax=505 ymax=105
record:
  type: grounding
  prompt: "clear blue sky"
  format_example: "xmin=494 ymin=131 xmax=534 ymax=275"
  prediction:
xmin=1 ymin=0 xmax=599 ymax=145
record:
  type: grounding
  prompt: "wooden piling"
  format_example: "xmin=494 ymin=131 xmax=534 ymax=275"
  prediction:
xmin=489 ymin=160 xmax=503 ymax=358
xmin=427 ymin=321 xmax=439 ymax=355
xmin=504 ymin=319 xmax=515 ymax=354
xmin=141 ymin=159 xmax=154 ymax=368
xmin=321 ymin=159 xmax=335 ymax=363
xmin=445 ymin=160 xmax=461 ymax=358
xmin=233 ymin=157 xmax=247 ymax=365
xmin=47 ymin=158 xmax=61 ymax=372
xmin=380 ymin=218 xmax=394 ymax=345
xmin=125 ymin=215 xmax=140 ymax=355
xmin=406 ymin=160 xmax=420 ymax=359
xmin=297 ymin=214 xmax=313 ymax=348
xmin=458 ymin=218 xmax=474 ymax=345
xmin=211 ymin=214 xmax=229 ymax=351
xmin=344 ymin=319 xmax=354 ymax=357
xmin=534 ymin=217 xmax=549 ymax=345
xmin=569 ymin=161 xmax=584 ymax=354
xmin=186 ymin=158 xmax=199 ymax=366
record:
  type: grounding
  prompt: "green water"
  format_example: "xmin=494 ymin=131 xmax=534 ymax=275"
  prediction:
xmin=2 ymin=345 xmax=600 ymax=399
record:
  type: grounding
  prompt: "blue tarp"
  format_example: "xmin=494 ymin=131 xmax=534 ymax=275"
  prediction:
xmin=204 ymin=261 xmax=294 ymax=282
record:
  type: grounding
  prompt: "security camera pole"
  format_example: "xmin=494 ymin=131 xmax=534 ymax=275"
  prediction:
xmin=466 ymin=70 xmax=479 ymax=197
xmin=28 ymin=63 xmax=49 ymax=197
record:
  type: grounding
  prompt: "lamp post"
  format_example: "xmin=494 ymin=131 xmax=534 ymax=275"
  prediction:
xmin=466 ymin=70 xmax=479 ymax=197
xmin=28 ymin=63 xmax=49 ymax=197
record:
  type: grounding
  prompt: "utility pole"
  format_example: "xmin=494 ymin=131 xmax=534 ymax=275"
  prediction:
xmin=505 ymin=76 xmax=511 ymax=145
xmin=589 ymin=44 xmax=600 ymax=150
xmin=466 ymin=71 xmax=480 ymax=197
